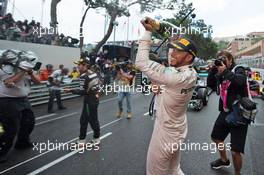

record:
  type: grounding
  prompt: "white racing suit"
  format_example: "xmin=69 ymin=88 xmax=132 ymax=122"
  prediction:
xmin=135 ymin=31 xmax=197 ymax=175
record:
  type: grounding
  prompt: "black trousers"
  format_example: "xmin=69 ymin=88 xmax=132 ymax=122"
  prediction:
xmin=211 ymin=111 xmax=248 ymax=154
xmin=48 ymin=89 xmax=64 ymax=111
xmin=79 ymin=102 xmax=100 ymax=140
xmin=0 ymin=98 xmax=35 ymax=156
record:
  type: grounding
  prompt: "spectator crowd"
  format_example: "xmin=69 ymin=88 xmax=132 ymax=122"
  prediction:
xmin=0 ymin=13 xmax=79 ymax=47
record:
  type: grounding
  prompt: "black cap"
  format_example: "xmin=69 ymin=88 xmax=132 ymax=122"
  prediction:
xmin=73 ymin=58 xmax=90 ymax=65
xmin=167 ymin=38 xmax=197 ymax=58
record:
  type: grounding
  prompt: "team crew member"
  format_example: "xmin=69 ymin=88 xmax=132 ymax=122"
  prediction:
xmin=136 ymin=17 xmax=197 ymax=175
xmin=0 ymin=67 xmax=40 ymax=163
xmin=65 ymin=58 xmax=101 ymax=147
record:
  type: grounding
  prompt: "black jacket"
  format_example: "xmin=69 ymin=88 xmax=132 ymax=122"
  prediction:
xmin=208 ymin=65 xmax=248 ymax=112
xmin=71 ymin=70 xmax=101 ymax=105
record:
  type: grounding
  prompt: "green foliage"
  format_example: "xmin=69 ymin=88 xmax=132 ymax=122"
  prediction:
xmin=84 ymin=0 xmax=175 ymax=18
xmin=159 ymin=0 xmax=218 ymax=60
xmin=87 ymin=0 xmax=180 ymax=54
xmin=216 ymin=40 xmax=229 ymax=51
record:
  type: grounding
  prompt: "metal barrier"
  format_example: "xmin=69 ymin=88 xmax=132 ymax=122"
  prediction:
xmin=29 ymin=73 xmax=143 ymax=106
xmin=29 ymin=81 xmax=81 ymax=106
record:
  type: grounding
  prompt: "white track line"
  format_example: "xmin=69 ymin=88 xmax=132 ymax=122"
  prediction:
xmin=35 ymin=96 xmax=117 ymax=121
xmin=36 ymin=114 xmax=56 ymax=120
xmin=100 ymin=97 xmax=118 ymax=104
xmin=252 ymin=123 xmax=264 ymax=127
xmin=27 ymin=132 xmax=112 ymax=175
xmin=0 ymin=118 xmax=122 ymax=174
xmin=35 ymin=112 xmax=78 ymax=126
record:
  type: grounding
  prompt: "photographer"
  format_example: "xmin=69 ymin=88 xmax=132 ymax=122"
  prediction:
xmin=115 ymin=62 xmax=135 ymax=119
xmin=136 ymin=17 xmax=197 ymax=175
xmin=0 ymin=62 xmax=40 ymax=163
xmin=209 ymin=51 xmax=249 ymax=175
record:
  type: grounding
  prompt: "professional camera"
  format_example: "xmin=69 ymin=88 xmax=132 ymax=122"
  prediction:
xmin=0 ymin=49 xmax=42 ymax=74
xmin=214 ymin=56 xmax=227 ymax=67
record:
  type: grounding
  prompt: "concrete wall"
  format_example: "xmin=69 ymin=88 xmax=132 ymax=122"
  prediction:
xmin=0 ymin=40 xmax=80 ymax=70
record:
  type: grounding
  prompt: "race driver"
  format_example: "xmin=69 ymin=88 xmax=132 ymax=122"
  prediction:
xmin=135 ymin=17 xmax=198 ymax=175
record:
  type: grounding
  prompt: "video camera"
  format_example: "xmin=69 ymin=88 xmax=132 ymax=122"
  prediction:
xmin=113 ymin=61 xmax=131 ymax=72
xmin=0 ymin=49 xmax=42 ymax=74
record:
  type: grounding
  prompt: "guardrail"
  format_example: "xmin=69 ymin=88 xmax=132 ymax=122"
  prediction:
xmin=29 ymin=73 xmax=143 ymax=106
xmin=29 ymin=81 xmax=81 ymax=106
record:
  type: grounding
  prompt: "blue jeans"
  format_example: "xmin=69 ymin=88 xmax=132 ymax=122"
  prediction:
xmin=118 ymin=92 xmax=131 ymax=113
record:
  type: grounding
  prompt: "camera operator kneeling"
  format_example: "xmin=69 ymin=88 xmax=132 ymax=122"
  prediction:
xmin=0 ymin=65 xmax=40 ymax=163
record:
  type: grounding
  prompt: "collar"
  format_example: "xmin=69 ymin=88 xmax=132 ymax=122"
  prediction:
xmin=175 ymin=65 xmax=193 ymax=72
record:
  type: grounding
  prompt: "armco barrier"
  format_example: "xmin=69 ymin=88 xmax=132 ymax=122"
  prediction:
xmin=29 ymin=73 xmax=143 ymax=106
xmin=29 ymin=81 xmax=81 ymax=106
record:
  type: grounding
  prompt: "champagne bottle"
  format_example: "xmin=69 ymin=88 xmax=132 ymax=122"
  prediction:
xmin=144 ymin=17 xmax=171 ymax=38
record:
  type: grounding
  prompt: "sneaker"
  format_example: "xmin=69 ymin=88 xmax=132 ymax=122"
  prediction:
xmin=116 ymin=111 xmax=123 ymax=118
xmin=210 ymin=158 xmax=231 ymax=169
xmin=89 ymin=138 xmax=100 ymax=146
xmin=127 ymin=112 xmax=132 ymax=119
xmin=75 ymin=139 xmax=86 ymax=150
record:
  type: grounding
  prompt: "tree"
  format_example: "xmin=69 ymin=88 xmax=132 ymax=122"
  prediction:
xmin=50 ymin=0 xmax=179 ymax=55
xmin=83 ymin=0 xmax=178 ymax=55
xmin=161 ymin=0 xmax=218 ymax=59
xmin=217 ymin=40 xmax=229 ymax=51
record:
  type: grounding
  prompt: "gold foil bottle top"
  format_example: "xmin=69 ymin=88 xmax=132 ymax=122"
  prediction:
xmin=143 ymin=17 xmax=171 ymax=38
xmin=143 ymin=17 xmax=161 ymax=31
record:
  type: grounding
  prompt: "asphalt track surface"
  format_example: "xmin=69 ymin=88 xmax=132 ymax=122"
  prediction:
xmin=0 ymin=93 xmax=263 ymax=175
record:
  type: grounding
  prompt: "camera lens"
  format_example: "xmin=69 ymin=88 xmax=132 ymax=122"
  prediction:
xmin=214 ymin=59 xmax=222 ymax=66
xmin=214 ymin=56 xmax=227 ymax=66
